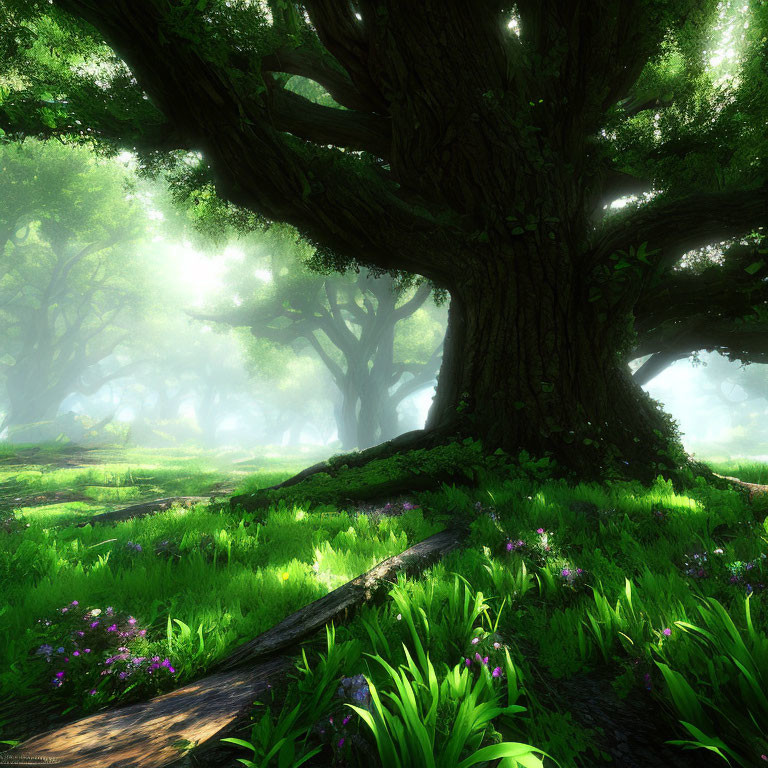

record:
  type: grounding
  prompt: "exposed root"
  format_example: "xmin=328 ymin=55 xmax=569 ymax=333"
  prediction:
xmin=267 ymin=426 xmax=453 ymax=492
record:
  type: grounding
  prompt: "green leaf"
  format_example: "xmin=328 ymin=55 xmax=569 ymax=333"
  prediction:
xmin=457 ymin=742 xmax=547 ymax=768
xmin=510 ymin=227 xmax=525 ymax=235
xmin=221 ymin=738 xmax=256 ymax=751
xmin=744 ymin=260 xmax=765 ymax=275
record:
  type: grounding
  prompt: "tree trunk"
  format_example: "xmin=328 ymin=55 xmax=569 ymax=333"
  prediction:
xmin=3 ymin=383 xmax=66 ymax=439
xmin=427 ymin=250 xmax=683 ymax=484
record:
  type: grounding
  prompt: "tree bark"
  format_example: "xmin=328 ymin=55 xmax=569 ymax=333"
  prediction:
xmin=426 ymin=246 xmax=680 ymax=483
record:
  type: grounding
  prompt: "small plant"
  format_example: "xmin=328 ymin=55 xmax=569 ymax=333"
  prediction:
xmin=154 ymin=538 xmax=181 ymax=559
xmin=347 ymin=644 xmax=549 ymax=768
xmin=0 ymin=510 xmax=28 ymax=534
xmin=30 ymin=600 xmax=173 ymax=710
xmin=654 ymin=596 xmax=768 ymax=765
xmin=223 ymin=625 xmax=362 ymax=768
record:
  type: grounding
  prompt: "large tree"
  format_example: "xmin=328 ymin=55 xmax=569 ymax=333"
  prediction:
xmin=195 ymin=225 xmax=445 ymax=450
xmin=5 ymin=1 xmax=768 ymax=481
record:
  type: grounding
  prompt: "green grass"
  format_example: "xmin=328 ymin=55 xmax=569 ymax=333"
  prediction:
xmin=2 ymin=443 xmax=768 ymax=767
xmin=0 ymin=444 xmax=325 ymax=526
xmin=0 ymin=499 xmax=441 ymax=723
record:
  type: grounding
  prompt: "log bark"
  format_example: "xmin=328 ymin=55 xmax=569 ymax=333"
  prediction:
xmin=0 ymin=525 xmax=465 ymax=768
xmin=712 ymin=473 xmax=768 ymax=503
xmin=75 ymin=496 xmax=215 ymax=527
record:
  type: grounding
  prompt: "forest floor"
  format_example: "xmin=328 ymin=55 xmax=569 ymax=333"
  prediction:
xmin=0 ymin=443 xmax=327 ymax=527
xmin=1 ymin=443 xmax=768 ymax=767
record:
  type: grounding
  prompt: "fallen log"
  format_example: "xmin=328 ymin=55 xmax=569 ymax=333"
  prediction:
xmin=217 ymin=524 xmax=465 ymax=671
xmin=0 ymin=525 xmax=466 ymax=768
xmin=712 ymin=473 xmax=768 ymax=503
xmin=75 ymin=496 xmax=214 ymax=527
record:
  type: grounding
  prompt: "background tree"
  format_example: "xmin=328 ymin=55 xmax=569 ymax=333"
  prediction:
xmin=8 ymin=2 xmax=768 ymax=481
xmin=0 ymin=140 xmax=153 ymax=440
xmin=195 ymin=225 xmax=446 ymax=450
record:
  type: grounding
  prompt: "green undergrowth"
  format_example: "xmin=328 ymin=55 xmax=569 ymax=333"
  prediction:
xmin=2 ymin=443 xmax=768 ymax=767
xmin=0 ymin=444 xmax=315 ymax=526
xmin=223 ymin=459 xmax=768 ymax=767
xmin=0 ymin=497 xmax=441 ymax=733
xmin=233 ymin=440 xmax=557 ymax=509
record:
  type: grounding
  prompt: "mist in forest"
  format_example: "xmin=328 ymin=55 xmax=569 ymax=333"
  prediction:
xmin=0 ymin=140 xmax=765 ymax=460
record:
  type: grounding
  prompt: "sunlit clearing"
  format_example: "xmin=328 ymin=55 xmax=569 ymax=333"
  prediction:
xmin=254 ymin=268 xmax=272 ymax=282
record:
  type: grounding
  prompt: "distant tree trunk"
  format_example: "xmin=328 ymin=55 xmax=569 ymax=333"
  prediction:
xmin=2 ymin=376 xmax=68 ymax=436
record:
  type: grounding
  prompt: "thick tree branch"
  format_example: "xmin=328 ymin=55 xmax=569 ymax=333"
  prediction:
xmin=593 ymin=186 xmax=768 ymax=273
xmin=268 ymin=83 xmax=391 ymax=157
xmin=302 ymin=1 xmax=388 ymax=114
xmin=630 ymin=350 xmax=690 ymax=386
xmin=52 ymin=0 xmax=461 ymax=285
xmin=304 ymin=331 xmax=345 ymax=387
xmin=634 ymin=251 xmax=768 ymax=334
xmin=261 ymin=46 xmax=382 ymax=113
xmin=590 ymin=168 xmax=653 ymax=218
xmin=633 ymin=314 xmax=768 ymax=365
xmin=393 ymin=282 xmax=432 ymax=321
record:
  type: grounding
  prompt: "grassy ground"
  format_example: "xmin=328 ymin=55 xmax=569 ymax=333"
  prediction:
xmin=0 ymin=443 xmax=325 ymax=526
xmin=2 ymin=443 xmax=768 ymax=767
